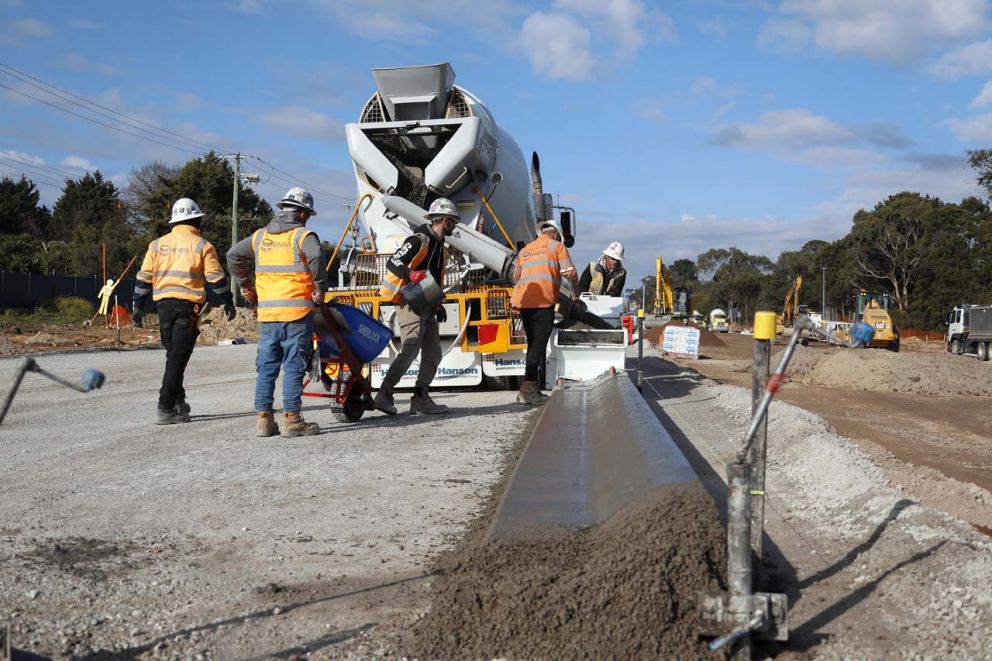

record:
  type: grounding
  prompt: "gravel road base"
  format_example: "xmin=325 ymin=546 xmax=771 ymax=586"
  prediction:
xmin=0 ymin=346 xmax=533 ymax=659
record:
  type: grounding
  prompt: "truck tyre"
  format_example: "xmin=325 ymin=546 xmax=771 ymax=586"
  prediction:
xmin=950 ymin=338 xmax=963 ymax=355
xmin=888 ymin=339 xmax=900 ymax=353
xmin=978 ymin=342 xmax=989 ymax=362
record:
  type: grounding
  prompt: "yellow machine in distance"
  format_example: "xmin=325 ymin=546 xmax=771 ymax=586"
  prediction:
xmin=776 ymin=274 xmax=803 ymax=336
xmin=843 ymin=290 xmax=899 ymax=352
xmin=654 ymin=257 xmax=674 ymax=317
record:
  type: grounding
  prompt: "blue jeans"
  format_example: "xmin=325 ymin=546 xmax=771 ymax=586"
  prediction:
xmin=255 ymin=316 xmax=313 ymax=414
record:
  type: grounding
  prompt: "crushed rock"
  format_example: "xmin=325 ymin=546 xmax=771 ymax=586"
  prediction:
xmin=196 ymin=308 xmax=259 ymax=345
xmin=25 ymin=331 xmax=59 ymax=345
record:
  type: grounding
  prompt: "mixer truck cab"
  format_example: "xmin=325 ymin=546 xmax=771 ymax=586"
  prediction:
xmin=322 ymin=63 xmax=626 ymax=394
xmin=708 ymin=309 xmax=729 ymax=333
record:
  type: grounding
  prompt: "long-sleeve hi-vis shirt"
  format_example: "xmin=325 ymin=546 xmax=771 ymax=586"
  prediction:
xmin=132 ymin=225 xmax=231 ymax=310
xmin=509 ymin=234 xmax=577 ymax=310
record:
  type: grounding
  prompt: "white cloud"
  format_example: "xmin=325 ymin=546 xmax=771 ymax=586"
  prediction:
xmin=637 ymin=100 xmax=664 ymax=121
xmin=520 ymin=12 xmax=596 ymax=81
xmin=258 ymin=106 xmax=345 ymax=141
xmin=928 ymin=40 xmax=992 ymax=80
xmin=970 ymin=80 xmax=992 ymax=109
xmin=791 ymin=146 xmax=887 ymax=168
xmin=59 ymin=53 xmax=117 ymax=76
xmin=231 ymin=0 xmax=265 ymax=13
xmin=714 ymin=109 xmax=854 ymax=149
xmin=757 ymin=19 xmax=811 ymax=53
xmin=176 ymin=92 xmax=205 ymax=109
xmin=554 ymin=0 xmax=676 ymax=55
xmin=823 ymin=162 xmax=980 ymax=219
xmin=11 ymin=17 xmax=52 ymax=37
xmin=762 ymin=0 xmax=989 ymax=63
xmin=68 ymin=18 xmax=103 ymax=30
xmin=60 ymin=156 xmax=95 ymax=171
xmin=945 ymin=112 xmax=992 ymax=143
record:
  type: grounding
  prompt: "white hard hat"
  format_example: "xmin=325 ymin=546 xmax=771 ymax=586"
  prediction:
xmin=539 ymin=219 xmax=562 ymax=235
xmin=277 ymin=187 xmax=317 ymax=215
xmin=603 ymin=241 xmax=624 ymax=261
xmin=170 ymin=198 xmax=205 ymax=224
xmin=425 ymin=197 xmax=459 ymax=220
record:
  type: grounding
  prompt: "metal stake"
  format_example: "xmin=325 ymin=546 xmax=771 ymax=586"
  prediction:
xmin=637 ymin=307 xmax=644 ymax=391
xmin=750 ymin=312 xmax=773 ymax=577
xmin=727 ymin=461 xmax=753 ymax=660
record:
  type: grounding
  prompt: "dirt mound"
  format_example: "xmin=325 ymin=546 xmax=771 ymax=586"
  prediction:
xmin=899 ymin=335 xmax=945 ymax=353
xmin=784 ymin=346 xmax=992 ymax=397
xmin=645 ymin=321 xmax=726 ymax=349
xmin=25 ymin=331 xmax=59 ymax=345
xmin=410 ymin=482 xmax=725 ymax=660
xmin=196 ymin=308 xmax=259 ymax=345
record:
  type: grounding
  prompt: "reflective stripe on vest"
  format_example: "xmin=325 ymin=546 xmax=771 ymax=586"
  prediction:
xmin=510 ymin=236 xmax=569 ymax=309
xmin=253 ymin=227 xmax=316 ymax=322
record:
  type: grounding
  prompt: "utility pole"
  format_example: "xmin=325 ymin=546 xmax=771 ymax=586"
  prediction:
xmin=821 ymin=266 xmax=827 ymax=318
xmin=221 ymin=153 xmax=260 ymax=305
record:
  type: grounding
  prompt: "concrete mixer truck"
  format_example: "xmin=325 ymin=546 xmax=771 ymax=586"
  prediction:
xmin=322 ymin=63 xmax=626 ymax=391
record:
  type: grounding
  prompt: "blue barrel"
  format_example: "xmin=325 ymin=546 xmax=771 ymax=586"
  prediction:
xmin=317 ymin=303 xmax=393 ymax=364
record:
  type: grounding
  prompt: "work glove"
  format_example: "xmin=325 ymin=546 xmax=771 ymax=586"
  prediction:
xmin=132 ymin=308 xmax=144 ymax=328
xmin=434 ymin=304 xmax=447 ymax=324
xmin=241 ymin=287 xmax=258 ymax=306
xmin=409 ymin=270 xmax=427 ymax=284
xmin=224 ymin=301 xmax=236 ymax=321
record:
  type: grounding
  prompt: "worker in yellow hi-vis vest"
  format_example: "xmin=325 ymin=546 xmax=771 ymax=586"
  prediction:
xmin=227 ymin=187 xmax=325 ymax=438
xmin=133 ymin=198 xmax=235 ymax=425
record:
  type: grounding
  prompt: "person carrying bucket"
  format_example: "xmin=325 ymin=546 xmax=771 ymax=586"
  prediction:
xmin=373 ymin=198 xmax=457 ymax=416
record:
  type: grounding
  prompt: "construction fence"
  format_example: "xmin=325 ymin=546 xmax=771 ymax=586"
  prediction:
xmin=0 ymin=272 xmax=138 ymax=311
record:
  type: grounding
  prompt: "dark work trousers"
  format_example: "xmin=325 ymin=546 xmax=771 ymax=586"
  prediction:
xmin=520 ymin=305 xmax=555 ymax=383
xmin=157 ymin=299 xmax=200 ymax=411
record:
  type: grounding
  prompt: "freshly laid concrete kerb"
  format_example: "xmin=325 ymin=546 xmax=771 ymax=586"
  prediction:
xmin=0 ymin=346 xmax=531 ymax=659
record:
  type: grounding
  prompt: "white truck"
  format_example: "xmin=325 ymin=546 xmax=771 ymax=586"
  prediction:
xmin=324 ymin=63 xmax=626 ymax=390
xmin=947 ymin=304 xmax=992 ymax=360
xmin=708 ymin=308 xmax=729 ymax=333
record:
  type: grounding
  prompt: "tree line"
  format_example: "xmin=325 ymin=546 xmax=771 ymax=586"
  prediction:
xmin=2 ymin=150 xmax=991 ymax=329
xmin=630 ymin=152 xmax=992 ymax=330
xmin=0 ymin=152 xmax=272 ymax=281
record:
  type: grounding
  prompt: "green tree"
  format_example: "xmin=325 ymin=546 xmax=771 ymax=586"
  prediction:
xmin=0 ymin=176 xmax=52 ymax=239
xmin=969 ymin=149 xmax=992 ymax=200
xmin=52 ymin=171 xmax=132 ymax=276
xmin=698 ymin=247 xmax=772 ymax=318
xmin=0 ymin=234 xmax=46 ymax=272
xmin=129 ymin=152 xmax=273 ymax=258
xmin=668 ymin=258 xmax=698 ymax=287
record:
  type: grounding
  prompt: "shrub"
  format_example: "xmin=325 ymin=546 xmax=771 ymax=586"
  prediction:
xmin=45 ymin=296 xmax=94 ymax=322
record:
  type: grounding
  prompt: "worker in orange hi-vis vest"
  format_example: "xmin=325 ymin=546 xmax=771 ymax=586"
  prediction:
xmin=133 ymin=198 xmax=235 ymax=425
xmin=227 ymin=187 xmax=326 ymax=439
xmin=509 ymin=219 xmax=579 ymax=406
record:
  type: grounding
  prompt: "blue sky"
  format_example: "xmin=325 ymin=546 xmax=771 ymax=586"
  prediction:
xmin=2 ymin=0 xmax=992 ymax=281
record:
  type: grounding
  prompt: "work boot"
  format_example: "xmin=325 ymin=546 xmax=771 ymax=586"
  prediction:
xmin=410 ymin=390 xmax=449 ymax=415
xmin=256 ymin=411 xmax=279 ymax=437
xmin=516 ymin=380 xmax=547 ymax=406
xmin=175 ymin=396 xmax=191 ymax=422
xmin=373 ymin=384 xmax=398 ymax=416
xmin=155 ymin=407 xmax=186 ymax=425
xmin=282 ymin=412 xmax=319 ymax=437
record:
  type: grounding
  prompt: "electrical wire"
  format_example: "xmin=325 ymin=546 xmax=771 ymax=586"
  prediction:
xmin=0 ymin=167 xmax=63 ymax=189
xmin=0 ymin=151 xmax=77 ymax=179
xmin=0 ymin=62 xmax=227 ymax=153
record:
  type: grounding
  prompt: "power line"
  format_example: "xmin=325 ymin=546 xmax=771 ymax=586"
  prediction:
xmin=0 ymin=157 xmax=70 ymax=184
xmin=0 ymin=62 xmax=227 ymax=154
xmin=0 ymin=151 xmax=77 ymax=178
xmin=0 ymin=167 xmax=64 ymax=189
xmin=0 ymin=82 xmax=204 ymax=156
xmin=255 ymin=156 xmax=351 ymax=202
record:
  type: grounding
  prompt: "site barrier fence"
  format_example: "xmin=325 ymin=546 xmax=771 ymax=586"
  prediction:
xmin=0 ymin=272 xmax=138 ymax=311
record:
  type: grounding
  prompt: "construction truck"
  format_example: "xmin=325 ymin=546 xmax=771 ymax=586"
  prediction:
xmin=708 ymin=308 xmax=729 ymax=333
xmin=324 ymin=63 xmax=626 ymax=391
xmin=946 ymin=304 xmax=992 ymax=360
xmin=838 ymin=290 xmax=898 ymax=351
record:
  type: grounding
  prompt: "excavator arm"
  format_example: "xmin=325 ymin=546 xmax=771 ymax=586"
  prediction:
xmin=655 ymin=257 xmax=674 ymax=317
xmin=783 ymin=275 xmax=803 ymax=327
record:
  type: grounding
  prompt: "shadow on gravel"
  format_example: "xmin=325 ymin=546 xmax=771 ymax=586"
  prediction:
xmin=786 ymin=540 xmax=948 ymax=653
xmin=343 ymin=402 xmax=524 ymax=430
xmin=74 ymin=573 xmax=436 ymax=660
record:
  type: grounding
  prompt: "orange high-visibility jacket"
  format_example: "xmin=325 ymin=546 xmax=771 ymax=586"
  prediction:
xmin=251 ymin=227 xmax=317 ymax=322
xmin=510 ymin=235 xmax=576 ymax=309
xmin=135 ymin=225 xmax=227 ymax=304
xmin=380 ymin=232 xmax=447 ymax=303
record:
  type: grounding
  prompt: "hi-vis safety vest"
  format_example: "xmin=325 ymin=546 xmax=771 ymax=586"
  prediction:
xmin=510 ymin=235 xmax=574 ymax=309
xmin=252 ymin=227 xmax=316 ymax=322
xmin=379 ymin=237 xmax=447 ymax=304
xmin=136 ymin=225 xmax=227 ymax=304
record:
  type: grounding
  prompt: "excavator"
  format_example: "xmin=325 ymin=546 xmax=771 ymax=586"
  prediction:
xmin=776 ymin=274 xmax=803 ymax=336
xmin=653 ymin=257 xmax=674 ymax=317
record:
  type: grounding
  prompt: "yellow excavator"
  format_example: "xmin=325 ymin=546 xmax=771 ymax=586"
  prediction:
xmin=654 ymin=257 xmax=674 ymax=317
xmin=776 ymin=275 xmax=803 ymax=336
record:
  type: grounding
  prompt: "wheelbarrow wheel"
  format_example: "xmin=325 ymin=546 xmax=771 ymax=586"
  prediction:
xmin=331 ymin=381 xmax=366 ymax=423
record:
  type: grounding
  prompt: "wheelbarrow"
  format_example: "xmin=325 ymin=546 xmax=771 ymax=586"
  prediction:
xmin=302 ymin=302 xmax=392 ymax=423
